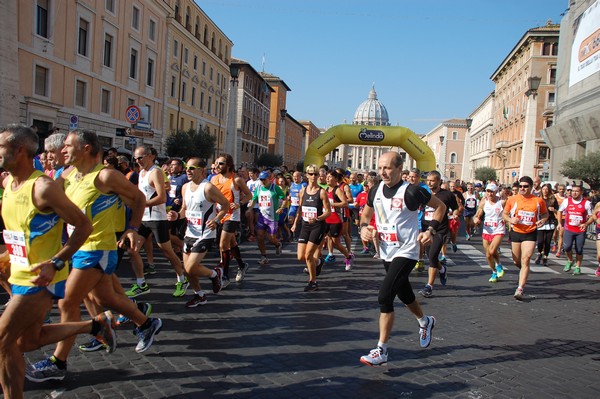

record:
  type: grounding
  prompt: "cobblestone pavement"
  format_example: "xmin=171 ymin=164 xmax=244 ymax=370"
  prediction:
xmin=11 ymin=233 xmax=600 ymax=399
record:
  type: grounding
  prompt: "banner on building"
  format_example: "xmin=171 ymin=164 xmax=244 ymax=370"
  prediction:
xmin=570 ymin=0 xmax=600 ymax=86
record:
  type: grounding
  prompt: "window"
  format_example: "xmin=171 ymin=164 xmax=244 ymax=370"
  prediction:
xmin=101 ymin=89 xmax=111 ymax=114
xmin=449 ymin=152 xmax=457 ymax=163
xmin=146 ymin=59 xmax=154 ymax=87
xmin=549 ymin=67 xmax=557 ymax=84
xmin=184 ymin=48 xmax=188 ymax=64
xmin=170 ymin=76 xmax=176 ymax=97
xmin=173 ymin=40 xmax=178 ymax=57
xmin=34 ymin=65 xmax=48 ymax=96
xmin=36 ymin=0 xmax=49 ymax=38
xmin=181 ymin=82 xmax=186 ymax=102
xmin=129 ymin=49 xmax=138 ymax=79
xmin=191 ymin=87 xmax=196 ymax=106
xmin=202 ymin=61 xmax=206 ymax=75
xmin=149 ymin=19 xmax=156 ymax=41
xmin=207 ymin=96 xmax=212 ymax=114
xmin=75 ymin=80 xmax=86 ymax=107
xmin=193 ymin=55 xmax=198 ymax=70
xmin=132 ymin=6 xmax=140 ymax=30
xmin=200 ymin=91 xmax=204 ymax=110
xmin=103 ymin=33 xmax=113 ymax=67
xmin=548 ymin=92 xmax=556 ymax=106
xmin=127 ymin=98 xmax=135 ymax=106
xmin=210 ymin=67 xmax=213 ymax=81
xmin=78 ymin=19 xmax=89 ymax=56
xmin=538 ymin=147 xmax=550 ymax=161
xmin=452 ymin=131 xmax=458 ymax=140
xmin=105 ymin=0 xmax=114 ymax=13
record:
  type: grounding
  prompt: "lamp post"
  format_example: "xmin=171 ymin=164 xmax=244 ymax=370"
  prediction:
xmin=520 ymin=75 xmax=541 ymax=177
xmin=464 ymin=118 xmax=473 ymax=180
xmin=439 ymin=135 xmax=446 ymax=179
xmin=279 ymin=108 xmax=286 ymax=163
xmin=226 ymin=64 xmax=240 ymax=163
xmin=495 ymin=140 xmax=507 ymax=184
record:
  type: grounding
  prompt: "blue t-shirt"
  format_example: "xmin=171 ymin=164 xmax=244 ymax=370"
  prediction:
xmin=348 ymin=183 xmax=364 ymax=209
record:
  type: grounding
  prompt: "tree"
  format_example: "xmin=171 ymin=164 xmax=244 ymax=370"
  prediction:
xmin=474 ymin=166 xmax=497 ymax=183
xmin=559 ymin=151 xmax=600 ymax=190
xmin=165 ymin=126 xmax=215 ymax=160
xmin=256 ymin=153 xmax=283 ymax=168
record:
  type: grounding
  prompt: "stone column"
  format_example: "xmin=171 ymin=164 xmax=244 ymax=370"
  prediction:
xmin=0 ymin=0 xmax=20 ymax=125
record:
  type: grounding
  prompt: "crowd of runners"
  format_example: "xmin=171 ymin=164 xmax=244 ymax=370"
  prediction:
xmin=0 ymin=124 xmax=599 ymax=397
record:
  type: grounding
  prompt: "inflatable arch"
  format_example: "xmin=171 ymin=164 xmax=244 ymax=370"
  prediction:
xmin=304 ymin=124 xmax=436 ymax=172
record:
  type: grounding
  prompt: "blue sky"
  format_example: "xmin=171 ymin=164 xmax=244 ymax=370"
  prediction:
xmin=198 ymin=0 xmax=567 ymax=134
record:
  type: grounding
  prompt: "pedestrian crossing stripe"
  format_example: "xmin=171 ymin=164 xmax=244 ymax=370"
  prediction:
xmin=448 ymin=244 xmax=598 ymax=276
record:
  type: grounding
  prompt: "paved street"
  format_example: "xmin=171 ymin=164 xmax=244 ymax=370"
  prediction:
xmin=12 ymin=233 xmax=600 ymax=399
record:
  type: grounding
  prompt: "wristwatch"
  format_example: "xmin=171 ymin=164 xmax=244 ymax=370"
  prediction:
xmin=427 ymin=226 xmax=437 ymax=236
xmin=50 ymin=257 xmax=66 ymax=271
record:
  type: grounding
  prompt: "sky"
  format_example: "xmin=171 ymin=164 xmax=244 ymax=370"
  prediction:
xmin=198 ymin=0 xmax=568 ymax=134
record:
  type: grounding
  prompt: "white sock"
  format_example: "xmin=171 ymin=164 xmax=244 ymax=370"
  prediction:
xmin=195 ymin=290 xmax=205 ymax=296
xmin=177 ymin=274 xmax=186 ymax=283
xmin=210 ymin=270 xmax=217 ymax=279
xmin=136 ymin=278 xmax=145 ymax=286
xmin=418 ymin=316 xmax=429 ymax=327
xmin=377 ymin=341 xmax=388 ymax=352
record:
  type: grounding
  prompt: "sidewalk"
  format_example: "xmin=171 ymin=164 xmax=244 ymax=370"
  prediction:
xmin=19 ymin=235 xmax=600 ymax=399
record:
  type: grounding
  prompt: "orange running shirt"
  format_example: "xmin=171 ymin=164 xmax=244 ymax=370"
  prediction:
xmin=504 ymin=194 xmax=548 ymax=234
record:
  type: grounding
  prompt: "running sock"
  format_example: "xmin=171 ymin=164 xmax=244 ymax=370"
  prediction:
xmin=231 ymin=246 xmax=244 ymax=266
xmin=50 ymin=356 xmax=67 ymax=370
xmin=195 ymin=290 xmax=205 ymax=296
xmin=221 ymin=250 xmax=231 ymax=278
xmin=90 ymin=319 xmax=101 ymax=336
xmin=176 ymin=274 xmax=186 ymax=283
xmin=377 ymin=342 xmax=388 ymax=353
xmin=418 ymin=316 xmax=429 ymax=328
xmin=136 ymin=278 xmax=145 ymax=286
xmin=210 ymin=270 xmax=217 ymax=279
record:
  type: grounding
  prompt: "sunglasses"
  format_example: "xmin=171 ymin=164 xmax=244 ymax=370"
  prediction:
xmin=306 ymin=172 xmax=316 ymax=176
xmin=217 ymin=161 xmax=226 ymax=166
xmin=186 ymin=165 xmax=202 ymax=171
xmin=486 ymin=190 xmax=495 ymax=193
xmin=519 ymin=185 xmax=530 ymax=188
xmin=134 ymin=155 xmax=147 ymax=162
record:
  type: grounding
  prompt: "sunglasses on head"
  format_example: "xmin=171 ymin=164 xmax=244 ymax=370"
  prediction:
xmin=186 ymin=165 xmax=202 ymax=171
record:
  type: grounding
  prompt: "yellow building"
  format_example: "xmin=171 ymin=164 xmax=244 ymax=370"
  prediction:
xmin=8 ymin=0 xmax=171 ymax=152
xmin=164 ymin=0 xmax=233 ymax=161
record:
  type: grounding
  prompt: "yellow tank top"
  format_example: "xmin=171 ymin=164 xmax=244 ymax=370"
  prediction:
xmin=2 ymin=171 xmax=68 ymax=286
xmin=64 ymin=164 xmax=118 ymax=251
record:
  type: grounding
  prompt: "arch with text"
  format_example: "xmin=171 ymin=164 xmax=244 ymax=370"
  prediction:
xmin=304 ymin=124 xmax=436 ymax=172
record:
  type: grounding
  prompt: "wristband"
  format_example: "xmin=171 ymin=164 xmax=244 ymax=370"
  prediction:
xmin=360 ymin=223 xmax=369 ymax=228
xmin=127 ymin=226 xmax=139 ymax=232
xmin=429 ymin=220 xmax=440 ymax=231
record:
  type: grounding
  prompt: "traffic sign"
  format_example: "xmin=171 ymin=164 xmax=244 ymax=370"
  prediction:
xmin=126 ymin=105 xmax=141 ymax=124
xmin=69 ymin=115 xmax=78 ymax=130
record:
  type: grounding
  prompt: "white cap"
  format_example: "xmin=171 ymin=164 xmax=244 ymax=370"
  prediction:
xmin=486 ymin=183 xmax=498 ymax=191
xmin=566 ymin=185 xmax=573 ymax=190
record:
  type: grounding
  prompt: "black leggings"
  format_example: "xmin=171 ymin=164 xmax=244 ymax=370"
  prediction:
xmin=378 ymin=257 xmax=417 ymax=313
xmin=536 ymin=228 xmax=555 ymax=256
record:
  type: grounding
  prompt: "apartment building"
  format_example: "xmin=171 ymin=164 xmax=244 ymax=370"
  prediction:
xmin=423 ymin=119 xmax=469 ymax=181
xmin=462 ymin=93 xmax=495 ymax=182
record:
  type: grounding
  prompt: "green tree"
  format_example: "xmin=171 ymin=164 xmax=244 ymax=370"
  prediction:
xmin=474 ymin=166 xmax=497 ymax=183
xmin=166 ymin=127 xmax=215 ymax=160
xmin=559 ymin=151 xmax=600 ymax=190
xmin=256 ymin=153 xmax=283 ymax=168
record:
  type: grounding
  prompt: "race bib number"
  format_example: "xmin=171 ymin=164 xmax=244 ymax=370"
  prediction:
xmin=291 ymin=196 xmax=300 ymax=206
xmin=3 ymin=230 xmax=28 ymax=267
xmin=484 ymin=221 xmax=498 ymax=228
xmin=301 ymin=206 xmax=317 ymax=221
xmin=185 ymin=210 xmax=203 ymax=226
xmin=466 ymin=198 xmax=477 ymax=208
xmin=568 ymin=214 xmax=583 ymax=227
xmin=517 ymin=210 xmax=535 ymax=225
xmin=169 ymin=184 xmax=177 ymax=198
xmin=378 ymin=223 xmax=400 ymax=247
xmin=259 ymin=194 xmax=272 ymax=209
xmin=424 ymin=206 xmax=434 ymax=221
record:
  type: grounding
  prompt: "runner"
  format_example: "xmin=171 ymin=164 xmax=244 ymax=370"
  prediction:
xmin=473 ymin=183 xmax=506 ymax=282
xmin=556 ymin=185 xmax=593 ymax=275
xmin=245 ymin=167 xmax=261 ymax=242
xmin=534 ymin=184 xmax=558 ymax=266
xmin=502 ymin=176 xmax=549 ymax=300
xmin=359 ymin=152 xmax=446 ymax=367
xmin=553 ymin=184 xmax=568 ymax=256
xmin=288 ymin=170 xmax=307 ymax=240
xmin=324 ymin=170 xmax=355 ymax=271
xmin=463 ymin=183 xmax=479 ymax=240
xmin=166 ymin=157 xmax=230 ymax=307
xmin=592 ymin=201 xmax=600 ymax=277
xmin=290 ymin=164 xmax=331 ymax=291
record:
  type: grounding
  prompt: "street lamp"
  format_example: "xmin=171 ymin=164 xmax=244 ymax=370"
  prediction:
xmin=439 ymin=135 xmax=446 ymax=177
xmin=525 ymin=76 xmax=541 ymax=97
xmin=466 ymin=118 xmax=473 ymax=130
xmin=227 ymin=64 xmax=240 ymax=163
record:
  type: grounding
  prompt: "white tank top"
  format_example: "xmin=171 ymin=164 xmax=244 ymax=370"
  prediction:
xmin=373 ymin=182 xmax=420 ymax=261
xmin=183 ymin=182 xmax=216 ymax=240
xmin=139 ymin=165 xmax=167 ymax=221
xmin=482 ymin=199 xmax=505 ymax=235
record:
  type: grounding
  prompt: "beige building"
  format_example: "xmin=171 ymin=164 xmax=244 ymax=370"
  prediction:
xmin=298 ymin=120 xmax=321 ymax=168
xmin=164 ymin=0 xmax=233 ymax=161
xmin=544 ymin=0 xmax=600 ymax=183
xmin=463 ymin=93 xmax=495 ymax=182
xmin=225 ymin=59 xmax=272 ymax=167
xmin=260 ymin=72 xmax=290 ymax=158
xmin=281 ymin=113 xmax=306 ymax=169
xmin=490 ymin=22 xmax=558 ymax=182
xmin=8 ymin=0 xmax=172 ymax=152
xmin=423 ymin=119 xmax=469 ymax=181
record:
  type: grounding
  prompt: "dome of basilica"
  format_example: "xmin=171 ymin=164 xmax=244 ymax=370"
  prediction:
xmin=353 ymin=85 xmax=390 ymax=126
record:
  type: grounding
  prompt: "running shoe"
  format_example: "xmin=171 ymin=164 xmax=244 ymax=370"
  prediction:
xmin=324 ymin=254 xmax=336 ymax=263
xmin=373 ymin=253 xmax=380 ymax=259
xmin=439 ymin=255 xmax=447 ymax=265
xmin=360 ymin=246 xmax=370 ymax=255
xmin=596 ymin=266 xmax=600 ymax=277
xmin=344 ymin=253 xmax=355 ymax=271
xmin=488 ymin=272 xmax=498 ymax=283
xmin=134 ymin=317 xmax=163 ymax=353
xmin=117 ymin=314 xmax=130 ymax=325
xmin=316 ymin=257 xmax=324 ymax=276
xmin=138 ymin=302 xmax=153 ymax=317
xmin=465 ymin=233 xmax=471 ymax=240
xmin=419 ymin=284 xmax=433 ymax=298
xmin=555 ymin=250 xmax=562 ymax=258
xmin=451 ymin=242 xmax=457 ymax=253
xmin=543 ymin=256 xmax=548 ymax=266
xmin=185 ymin=294 xmax=208 ymax=308
xmin=419 ymin=316 xmax=436 ymax=348
xmin=221 ymin=276 xmax=230 ymax=289
xmin=78 ymin=338 xmax=106 ymax=353
xmin=304 ymin=281 xmax=319 ymax=292
xmin=143 ymin=263 xmax=156 ymax=275
xmin=439 ymin=266 xmax=448 ymax=286
xmin=303 ymin=267 xmax=309 ymax=274
xmin=514 ymin=287 xmax=524 ymax=301
xmin=496 ymin=264 xmax=505 ymax=278
xmin=550 ymin=243 xmax=557 ymax=253
xmin=247 ymin=234 xmax=256 ymax=242
xmin=360 ymin=347 xmax=388 ymax=367
xmin=573 ymin=266 xmax=581 ymax=275
xmin=534 ymin=253 xmax=543 ymax=265
xmin=172 ymin=279 xmax=189 ymax=297
xmin=125 ymin=282 xmax=150 ymax=298
xmin=25 ymin=357 xmax=66 ymax=382
xmin=258 ymin=256 xmax=270 ymax=265
xmin=212 ymin=267 xmax=224 ymax=292
xmin=235 ymin=262 xmax=249 ymax=283
xmin=94 ymin=310 xmax=117 ymax=353
xmin=414 ymin=260 xmax=425 ymax=272
xmin=275 ymin=244 xmax=282 ymax=255
xmin=563 ymin=261 xmax=573 ymax=272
